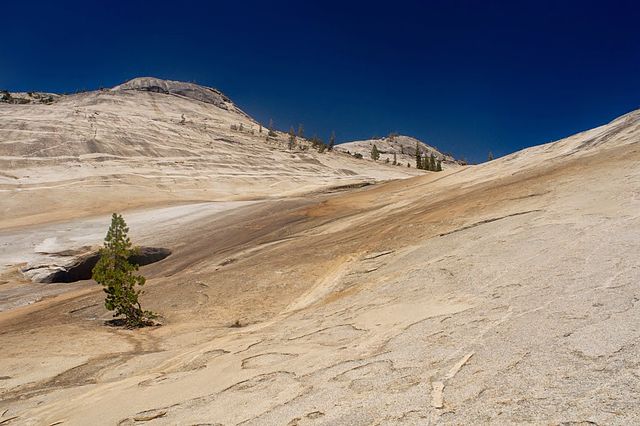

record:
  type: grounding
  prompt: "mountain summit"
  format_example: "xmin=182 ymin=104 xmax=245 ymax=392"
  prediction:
xmin=112 ymin=77 xmax=242 ymax=113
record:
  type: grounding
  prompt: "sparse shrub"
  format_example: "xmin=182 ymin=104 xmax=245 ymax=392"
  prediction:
xmin=354 ymin=153 xmax=363 ymax=159
xmin=309 ymin=134 xmax=327 ymax=152
xmin=268 ymin=119 xmax=277 ymax=137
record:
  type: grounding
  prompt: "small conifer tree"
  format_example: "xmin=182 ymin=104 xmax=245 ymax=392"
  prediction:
xmin=436 ymin=159 xmax=443 ymax=171
xmin=429 ymin=153 xmax=436 ymax=171
xmin=371 ymin=144 xmax=380 ymax=160
xmin=415 ymin=142 xmax=422 ymax=169
xmin=488 ymin=151 xmax=494 ymax=161
xmin=297 ymin=123 xmax=304 ymax=139
xmin=328 ymin=131 xmax=336 ymax=151
xmin=392 ymin=152 xmax=397 ymax=165
xmin=92 ymin=213 xmax=155 ymax=328
xmin=288 ymin=126 xmax=296 ymax=150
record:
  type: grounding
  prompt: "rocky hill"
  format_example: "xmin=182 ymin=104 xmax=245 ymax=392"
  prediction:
xmin=337 ymin=134 xmax=462 ymax=167
xmin=0 ymin=78 xmax=425 ymax=228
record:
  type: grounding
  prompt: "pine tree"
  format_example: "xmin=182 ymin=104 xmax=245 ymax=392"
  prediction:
xmin=92 ymin=213 xmax=155 ymax=328
xmin=288 ymin=126 xmax=296 ymax=150
xmin=328 ymin=131 xmax=336 ymax=151
xmin=436 ymin=160 xmax=442 ymax=171
xmin=429 ymin=153 xmax=436 ymax=171
xmin=371 ymin=144 xmax=380 ymax=160
xmin=297 ymin=123 xmax=304 ymax=139
xmin=488 ymin=151 xmax=494 ymax=161
xmin=392 ymin=152 xmax=397 ymax=165
xmin=415 ymin=142 xmax=422 ymax=169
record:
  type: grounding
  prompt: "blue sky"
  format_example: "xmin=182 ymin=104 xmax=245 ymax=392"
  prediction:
xmin=2 ymin=0 xmax=639 ymax=162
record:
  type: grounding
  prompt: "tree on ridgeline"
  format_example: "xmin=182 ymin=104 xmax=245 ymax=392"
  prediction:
xmin=92 ymin=213 xmax=156 ymax=328
xmin=328 ymin=131 xmax=336 ymax=151
xmin=488 ymin=151 xmax=494 ymax=161
xmin=415 ymin=142 xmax=422 ymax=169
xmin=371 ymin=144 xmax=380 ymax=160
xmin=297 ymin=123 xmax=304 ymax=139
xmin=288 ymin=126 xmax=296 ymax=150
xmin=267 ymin=118 xmax=277 ymax=138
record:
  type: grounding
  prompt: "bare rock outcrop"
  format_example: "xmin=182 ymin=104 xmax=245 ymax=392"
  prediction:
xmin=112 ymin=77 xmax=239 ymax=112
xmin=21 ymin=246 xmax=171 ymax=283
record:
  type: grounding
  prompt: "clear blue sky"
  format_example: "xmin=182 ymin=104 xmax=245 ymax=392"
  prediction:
xmin=2 ymin=0 xmax=639 ymax=162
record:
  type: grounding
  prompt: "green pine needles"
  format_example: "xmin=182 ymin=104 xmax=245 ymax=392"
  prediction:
xmin=371 ymin=144 xmax=380 ymax=160
xmin=92 ymin=213 xmax=156 ymax=328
